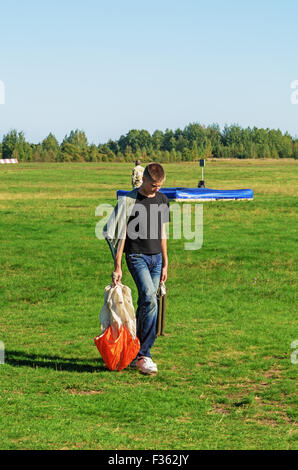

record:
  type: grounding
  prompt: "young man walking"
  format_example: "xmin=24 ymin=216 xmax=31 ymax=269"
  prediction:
xmin=112 ymin=163 xmax=170 ymax=375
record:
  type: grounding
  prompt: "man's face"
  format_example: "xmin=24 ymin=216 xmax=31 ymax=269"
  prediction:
xmin=142 ymin=176 xmax=164 ymax=196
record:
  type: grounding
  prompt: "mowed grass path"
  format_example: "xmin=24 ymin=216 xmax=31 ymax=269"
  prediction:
xmin=0 ymin=160 xmax=297 ymax=450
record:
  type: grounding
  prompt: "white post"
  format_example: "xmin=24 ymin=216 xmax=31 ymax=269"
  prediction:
xmin=0 ymin=341 xmax=4 ymax=364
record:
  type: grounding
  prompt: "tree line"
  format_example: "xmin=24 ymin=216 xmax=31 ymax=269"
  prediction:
xmin=0 ymin=123 xmax=297 ymax=162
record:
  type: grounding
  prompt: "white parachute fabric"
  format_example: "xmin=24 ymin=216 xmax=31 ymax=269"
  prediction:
xmin=99 ymin=283 xmax=137 ymax=340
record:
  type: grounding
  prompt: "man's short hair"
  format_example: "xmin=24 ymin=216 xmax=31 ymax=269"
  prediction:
xmin=135 ymin=159 xmax=141 ymax=166
xmin=144 ymin=163 xmax=165 ymax=182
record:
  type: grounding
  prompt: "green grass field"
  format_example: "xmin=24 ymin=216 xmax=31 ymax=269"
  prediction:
xmin=0 ymin=160 xmax=297 ymax=450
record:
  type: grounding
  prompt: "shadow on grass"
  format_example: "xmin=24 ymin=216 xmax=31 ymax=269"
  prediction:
xmin=5 ymin=350 xmax=107 ymax=373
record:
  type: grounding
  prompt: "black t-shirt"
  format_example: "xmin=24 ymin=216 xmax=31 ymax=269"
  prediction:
xmin=124 ymin=190 xmax=170 ymax=254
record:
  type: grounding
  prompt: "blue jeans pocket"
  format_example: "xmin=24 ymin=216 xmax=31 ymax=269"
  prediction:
xmin=126 ymin=253 xmax=142 ymax=262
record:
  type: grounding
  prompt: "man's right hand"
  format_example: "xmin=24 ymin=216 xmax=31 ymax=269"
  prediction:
xmin=112 ymin=267 xmax=122 ymax=286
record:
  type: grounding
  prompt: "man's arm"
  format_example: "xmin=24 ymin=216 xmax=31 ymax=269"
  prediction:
xmin=112 ymin=230 xmax=126 ymax=286
xmin=161 ymin=223 xmax=168 ymax=283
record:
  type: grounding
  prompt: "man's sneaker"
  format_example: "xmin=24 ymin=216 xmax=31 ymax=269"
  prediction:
xmin=136 ymin=356 xmax=158 ymax=375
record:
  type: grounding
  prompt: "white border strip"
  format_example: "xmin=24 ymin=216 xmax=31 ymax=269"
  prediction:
xmin=0 ymin=159 xmax=19 ymax=164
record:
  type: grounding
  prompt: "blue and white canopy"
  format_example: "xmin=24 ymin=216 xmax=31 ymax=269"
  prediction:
xmin=117 ymin=187 xmax=253 ymax=201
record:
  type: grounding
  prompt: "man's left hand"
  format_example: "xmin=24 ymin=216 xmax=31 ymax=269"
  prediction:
xmin=161 ymin=266 xmax=167 ymax=283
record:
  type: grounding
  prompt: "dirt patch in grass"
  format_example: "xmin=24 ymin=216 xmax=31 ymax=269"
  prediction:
xmin=66 ymin=388 xmax=104 ymax=395
xmin=262 ymin=368 xmax=283 ymax=380
xmin=208 ymin=349 xmax=246 ymax=362
xmin=211 ymin=404 xmax=230 ymax=415
xmin=200 ymin=258 xmax=237 ymax=270
xmin=246 ymin=407 xmax=297 ymax=428
xmin=176 ymin=413 xmax=192 ymax=423
xmin=246 ymin=417 xmax=279 ymax=428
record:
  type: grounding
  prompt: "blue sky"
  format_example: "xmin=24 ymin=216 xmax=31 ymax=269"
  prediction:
xmin=0 ymin=0 xmax=297 ymax=144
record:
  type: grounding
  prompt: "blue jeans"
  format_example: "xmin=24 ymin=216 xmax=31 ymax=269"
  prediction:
xmin=125 ymin=253 xmax=162 ymax=358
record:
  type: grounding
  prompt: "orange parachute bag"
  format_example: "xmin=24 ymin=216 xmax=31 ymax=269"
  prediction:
xmin=94 ymin=283 xmax=140 ymax=371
